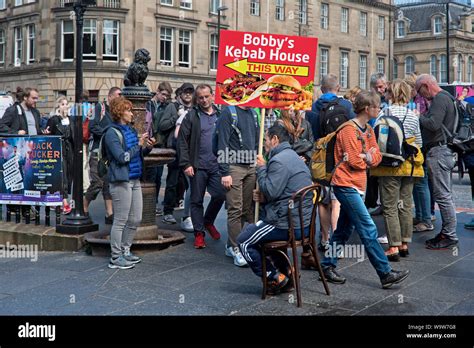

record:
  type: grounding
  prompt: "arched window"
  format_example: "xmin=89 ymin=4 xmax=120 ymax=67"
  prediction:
xmin=430 ymin=55 xmax=438 ymax=78
xmin=405 ymin=56 xmax=414 ymax=76
xmin=440 ymin=54 xmax=447 ymax=83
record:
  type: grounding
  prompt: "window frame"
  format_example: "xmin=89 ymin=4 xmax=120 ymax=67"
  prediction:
xmin=160 ymin=26 xmax=173 ymax=67
xmin=457 ymin=54 xmax=463 ymax=82
xmin=250 ymin=0 xmax=260 ymax=16
xmin=160 ymin=0 xmax=173 ymax=6
xmin=430 ymin=55 xmax=438 ymax=78
xmin=340 ymin=51 xmax=349 ymax=89
xmin=0 ymin=29 xmax=5 ymax=64
xmin=319 ymin=47 xmax=329 ymax=78
xmin=405 ymin=56 xmax=414 ymax=76
xmin=299 ymin=0 xmax=307 ymax=25
xmin=341 ymin=7 xmax=349 ymax=33
xmin=209 ymin=33 xmax=218 ymax=71
xmin=61 ymin=20 xmax=74 ymax=62
xmin=377 ymin=57 xmax=385 ymax=75
xmin=14 ymin=26 xmax=22 ymax=67
xmin=275 ymin=0 xmax=285 ymax=21
xmin=378 ymin=16 xmax=385 ymax=40
xmin=359 ymin=54 xmax=367 ymax=90
xmin=468 ymin=56 xmax=473 ymax=83
xmin=321 ymin=3 xmax=329 ymax=30
xmin=180 ymin=0 xmax=192 ymax=9
xmin=433 ymin=16 xmax=442 ymax=35
xmin=0 ymin=0 xmax=5 ymax=10
xmin=397 ymin=20 xmax=405 ymax=38
xmin=83 ymin=19 xmax=97 ymax=61
xmin=178 ymin=29 xmax=191 ymax=68
xmin=359 ymin=11 xmax=367 ymax=37
xmin=210 ymin=0 xmax=221 ymax=15
xmin=440 ymin=54 xmax=447 ymax=83
xmin=102 ymin=19 xmax=119 ymax=61
xmin=26 ymin=24 xmax=35 ymax=65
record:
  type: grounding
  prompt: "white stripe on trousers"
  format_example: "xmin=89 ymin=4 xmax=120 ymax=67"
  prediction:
xmin=240 ymin=223 xmax=276 ymax=262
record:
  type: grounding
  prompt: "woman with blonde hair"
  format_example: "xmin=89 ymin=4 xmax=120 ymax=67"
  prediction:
xmin=372 ymin=79 xmax=424 ymax=260
xmin=344 ymin=86 xmax=362 ymax=105
xmin=47 ymin=96 xmax=73 ymax=214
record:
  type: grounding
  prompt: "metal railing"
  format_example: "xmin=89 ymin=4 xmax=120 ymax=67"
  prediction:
xmin=59 ymin=0 xmax=120 ymax=8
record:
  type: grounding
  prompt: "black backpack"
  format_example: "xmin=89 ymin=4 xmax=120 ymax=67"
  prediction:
xmin=442 ymin=99 xmax=474 ymax=154
xmin=319 ymin=98 xmax=350 ymax=137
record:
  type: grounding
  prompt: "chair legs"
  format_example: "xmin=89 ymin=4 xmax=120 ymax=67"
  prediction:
xmin=309 ymin=243 xmax=331 ymax=296
xmin=290 ymin=244 xmax=302 ymax=307
xmin=261 ymin=249 xmax=267 ymax=300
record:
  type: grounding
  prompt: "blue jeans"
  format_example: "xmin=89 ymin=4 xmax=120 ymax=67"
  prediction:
xmin=321 ymin=186 xmax=391 ymax=278
xmin=413 ymin=165 xmax=431 ymax=224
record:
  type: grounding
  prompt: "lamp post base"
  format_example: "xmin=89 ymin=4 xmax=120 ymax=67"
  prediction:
xmin=56 ymin=215 xmax=99 ymax=235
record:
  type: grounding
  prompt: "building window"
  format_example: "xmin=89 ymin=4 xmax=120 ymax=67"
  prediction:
xmin=210 ymin=33 xmax=218 ymax=70
xmin=457 ymin=54 xmax=463 ymax=82
xmin=319 ymin=47 xmax=328 ymax=78
xmin=341 ymin=8 xmax=349 ymax=33
xmin=359 ymin=55 xmax=367 ymax=90
xmin=0 ymin=29 xmax=4 ymax=64
xmin=430 ymin=55 xmax=438 ymax=78
xmin=178 ymin=29 xmax=191 ymax=68
xmin=340 ymin=51 xmax=349 ymax=89
xmin=180 ymin=0 xmax=192 ymax=9
xmin=250 ymin=0 xmax=260 ymax=16
xmin=434 ymin=16 xmax=442 ymax=35
xmin=26 ymin=24 xmax=35 ymax=64
xmin=468 ymin=56 xmax=473 ymax=83
xmin=54 ymin=90 xmax=68 ymax=99
xmin=359 ymin=12 xmax=367 ymax=36
xmin=103 ymin=20 xmax=119 ymax=61
xmin=160 ymin=0 xmax=172 ymax=5
xmin=378 ymin=16 xmax=385 ymax=40
xmin=377 ymin=57 xmax=385 ymax=74
xmin=397 ymin=21 xmax=405 ymax=38
xmin=15 ymin=0 xmax=22 ymax=6
xmin=472 ymin=20 xmax=474 ymax=33
xmin=62 ymin=20 xmax=74 ymax=61
xmin=275 ymin=0 xmax=285 ymax=21
xmin=83 ymin=19 xmax=96 ymax=60
xmin=440 ymin=54 xmax=447 ymax=83
xmin=393 ymin=58 xmax=398 ymax=79
xmin=0 ymin=0 xmax=5 ymax=9
xmin=405 ymin=56 xmax=414 ymax=76
xmin=160 ymin=27 xmax=173 ymax=66
xmin=210 ymin=0 xmax=221 ymax=14
xmin=299 ymin=0 xmax=307 ymax=25
xmin=321 ymin=3 xmax=329 ymax=30
xmin=14 ymin=26 xmax=22 ymax=67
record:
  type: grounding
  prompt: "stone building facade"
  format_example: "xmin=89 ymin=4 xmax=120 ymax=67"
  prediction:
xmin=393 ymin=0 xmax=474 ymax=84
xmin=0 ymin=0 xmax=393 ymax=113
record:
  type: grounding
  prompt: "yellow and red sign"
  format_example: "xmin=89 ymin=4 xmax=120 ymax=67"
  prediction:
xmin=215 ymin=30 xmax=318 ymax=110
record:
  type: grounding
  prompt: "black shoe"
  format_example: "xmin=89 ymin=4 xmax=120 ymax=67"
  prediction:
xmin=426 ymin=236 xmax=458 ymax=250
xmin=425 ymin=233 xmax=443 ymax=245
xmin=319 ymin=266 xmax=346 ymax=284
xmin=380 ymin=269 xmax=410 ymax=289
xmin=105 ymin=214 xmax=114 ymax=225
xmin=399 ymin=249 xmax=409 ymax=257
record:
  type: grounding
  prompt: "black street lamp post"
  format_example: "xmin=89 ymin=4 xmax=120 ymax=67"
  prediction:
xmin=446 ymin=0 xmax=450 ymax=84
xmin=56 ymin=0 xmax=98 ymax=235
xmin=217 ymin=5 xmax=228 ymax=63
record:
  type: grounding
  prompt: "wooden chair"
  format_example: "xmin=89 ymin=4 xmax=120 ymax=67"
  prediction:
xmin=261 ymin=184 xmax=331 ymax=307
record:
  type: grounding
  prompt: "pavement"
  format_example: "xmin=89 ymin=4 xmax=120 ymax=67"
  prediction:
xmin=0 ymin=173 xmax=473 ymax=316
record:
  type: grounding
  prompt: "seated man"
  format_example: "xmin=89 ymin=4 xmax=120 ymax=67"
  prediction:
xmin=237 ymin=124 xmax=313 ymax=295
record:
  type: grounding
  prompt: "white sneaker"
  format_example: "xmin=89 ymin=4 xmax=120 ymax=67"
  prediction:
xmin=232 ymin=247 xmax=248 ymax=267
xmin=180 ymin=216 xmax=194 ymax=232
xmin=377 ymin=235 xmax=389 ymax=244
xmin=225 ymin=244 xmax=235 ymax=258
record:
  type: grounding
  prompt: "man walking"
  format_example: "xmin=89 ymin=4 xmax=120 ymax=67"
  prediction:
xmin=177 ymin=84 xmax=225 ymax=249
xmin=415 ymin=74 xmax=458 ymax=250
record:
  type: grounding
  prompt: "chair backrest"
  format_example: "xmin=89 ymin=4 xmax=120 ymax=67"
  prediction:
xmin=287 ymin=183 xmax=320 ymax=246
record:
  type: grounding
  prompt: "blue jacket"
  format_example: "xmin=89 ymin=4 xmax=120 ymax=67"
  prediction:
xmin=256 ymin=142 xmax=313 ymax=229
xmin=103 ymin=123 xmax=151 ymax=183
xmin=310 ymin=93 xmax=355 ymax=140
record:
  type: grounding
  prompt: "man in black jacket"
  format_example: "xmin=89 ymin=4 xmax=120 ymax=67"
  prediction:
xmin=0 ymin=87 xmax=46 ymax=135
xmin=177 ymin=84 xmax=225 ymax=249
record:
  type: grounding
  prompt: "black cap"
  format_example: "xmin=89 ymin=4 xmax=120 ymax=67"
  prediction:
xmin=179 ymin=83 xmax=194 ymax=93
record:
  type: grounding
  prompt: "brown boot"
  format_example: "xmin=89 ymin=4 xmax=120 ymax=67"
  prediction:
xmin=301 ymin=252 xmax=317 ymax=270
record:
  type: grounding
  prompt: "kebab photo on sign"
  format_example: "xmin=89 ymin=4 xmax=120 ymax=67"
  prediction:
xmin=259 ymin=75 xmax=313 ymax=110
xmin=217 ymin=73 xmax=268 ymax=105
